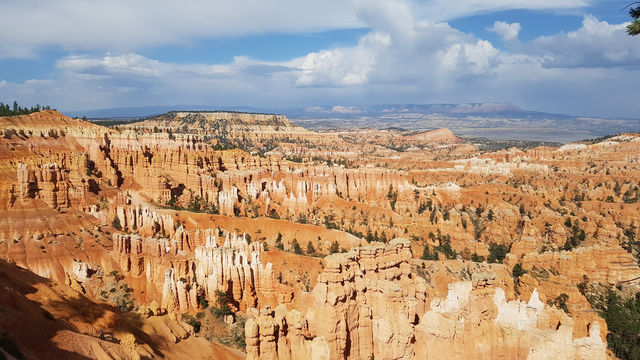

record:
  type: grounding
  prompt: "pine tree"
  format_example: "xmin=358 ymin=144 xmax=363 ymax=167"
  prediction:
xmin=275 ymin=232 xmax=284 ymax=250
xmin=291 ymin=238 xmax=302 ymax=254
xmin=306 ymin=241 xmax=315 ymax=255
xmin=329 ymin=241 xmax=340 ymax=254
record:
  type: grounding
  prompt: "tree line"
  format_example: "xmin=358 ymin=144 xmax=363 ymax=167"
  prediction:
xmin=0 ymin=101 xmax=51 ymax=117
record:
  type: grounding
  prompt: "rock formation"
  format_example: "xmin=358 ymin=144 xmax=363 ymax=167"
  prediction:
xmin=245 ymin=240 xmax=608 ymax=360
xmin=1 ymin=110 xmax=639 ymax=360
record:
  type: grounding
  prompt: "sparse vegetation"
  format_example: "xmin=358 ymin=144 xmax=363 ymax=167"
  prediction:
xmin=210 ymin=290 xmax=233 ymax=318
xmin=306 ymin=241 xmax=316 ymax=255
xmin=421 ymin=244 xmax=439 ymax=260
xmin=563 ymin=223 xmax=586 ymax=251
xmin=291 ymin=238 xmax=303 ymax=255
xmin=112 ymin=215 xmax=122 ymax=231
xmin=275 ymin=233 xmax=284 ymax=250
xmin=488 ymin=242 xmax=509 ymax=264
xmin=549 ymin=293 xmax=569 ymax=313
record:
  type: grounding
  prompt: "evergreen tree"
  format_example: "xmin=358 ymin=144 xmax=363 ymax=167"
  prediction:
xmin=306 ymin=241 xmax=315 ymax=255
xmin=0 ymin=101 xmax=50 ymax=117
xmin=275 ymin=232 xmax=284 ymax=250
xmin=421 ymin=244 xmax=438 ymax=260
xmin=291 ymin=238 xmax=302 ymax=254
xmin=112 ymin=215 xmax=122 ymax=231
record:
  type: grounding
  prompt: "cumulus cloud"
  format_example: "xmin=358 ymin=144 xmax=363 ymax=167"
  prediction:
xmin=0 ymin=0 xmax=638 ymax=119
xmin=438 ymin=40 xmax=499 ymax=74
xmin=530 ymin=16 xmax=640 ymax=68
xmin=487 ymin=21 xmax=521 ymax=41
xmin=355 ymin=0 xmax=415 ymax=38
xmin=293 ymin=32 xmax=391 ymax=87
xmin=0 ymin=0 xmax=363 ymax=59
xmin=0 ymin=0 xmax=595 ymax=59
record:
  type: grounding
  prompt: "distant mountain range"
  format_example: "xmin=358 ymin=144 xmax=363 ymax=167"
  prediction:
xmin=64 ymin=103 xmax=640 ymax=143
xmin=65 ymin=103 xmax=578 ymax=120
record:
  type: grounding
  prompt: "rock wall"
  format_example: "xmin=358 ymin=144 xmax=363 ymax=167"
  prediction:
xmin=4 ymin=110 xmax=415 ymax=222
xmin=15 ymin=162 xmax=71 ymax=208
xmin=245 ymin=241 xmax=608 ymax=360
xmin=115 ymin=205 xmax=176 ymax=239
xmin=414 ymin=279 xmax=607 ymax=360
xmin=159 ymin=232 xmax=274 ymax=313
xmin=508 ymin=245 xmax=640 ymax=285
xmin=111 ymin=228 xmax=275 ymax=313
xmin=246 ymin=239 xmax=426 ymax=360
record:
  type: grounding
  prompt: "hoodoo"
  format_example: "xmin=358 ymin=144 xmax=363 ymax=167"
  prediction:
xmin=0 ymin=107 xmax=638 ymax=359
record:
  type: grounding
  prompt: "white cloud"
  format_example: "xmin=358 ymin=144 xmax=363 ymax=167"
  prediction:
xmin=439 ymin=40 xmax=499 ymax=74
xmin=293 ymin=32 xmax=391 ymax=86
xmin=487 ymin=21 xmax=521 ymax=41
xmin=0 ymin=0 xmax=596 ymax=59
xmin=0 ymin=0 xmax=638 ymax=119
xmin=57 ymin=54 xmax=165 ymax=77
xmin=414 ymin=0 xmax=592 ymax=22
xmin=0 ymin=0 xmax=364 ymax=59
xmin=531 ymin=15 xmax=640 ymax=68
xmin=356 ymin=0 xmax=415 ymax=38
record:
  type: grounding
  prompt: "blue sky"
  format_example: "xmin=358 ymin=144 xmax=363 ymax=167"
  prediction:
xmin=0 ymin=0 xmax=638 ymax=118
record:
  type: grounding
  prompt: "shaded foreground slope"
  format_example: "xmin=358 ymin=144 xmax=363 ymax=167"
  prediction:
xmin=0 ymin=259 xmax=243 ymax=360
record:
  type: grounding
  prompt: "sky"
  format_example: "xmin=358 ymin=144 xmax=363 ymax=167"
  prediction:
xmin=0 ymin=0 xmax=638 ymax=118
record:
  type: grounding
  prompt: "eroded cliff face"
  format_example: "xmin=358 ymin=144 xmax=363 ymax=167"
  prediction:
xmin=415 ymin=279 xmax=606 ymax=360
xmin=246 ymin=241 xmax=608 ymax=360
xmin=110 ymin=218 xmax=276 ymax=313
xmin=121 ymin=111 xmax=339 ymax=154
xmin=245 ymin=239 xmax=420 ymax=360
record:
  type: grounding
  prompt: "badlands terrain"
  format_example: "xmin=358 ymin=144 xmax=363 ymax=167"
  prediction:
xmin=1 ymin=109 xmax=640 ymax=359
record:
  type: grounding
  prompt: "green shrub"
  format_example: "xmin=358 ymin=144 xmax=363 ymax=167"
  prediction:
xmin=210 ymin=290 xmax=232 ymax=318
xmin=181 ymin=314 xmax=201 ymax=333
xmin=433 ymin=234 xmax=457 ymax=259
xmin=232 ymin=317 xmax=246 ymax=349
xmin=471 ymin=253 xmax=485 ymax=262
xmin=563 ymin=223 xmax=586 ymax=251
xmin=197 ymin=293 xmax=209 ymax=309
xmin=488 ymin=243 xmax=508 ymax=263
xmin=550 ymin=293 xmax=569 ymax=313
xmin=512 ymin=263 xmax=526 ymax=279
xmin=112 ymin=216 xmax=122 ymax=231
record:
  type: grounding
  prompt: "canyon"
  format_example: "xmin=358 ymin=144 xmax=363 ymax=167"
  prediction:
xmin=0 ymin=109 xmax=639 ymax=359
